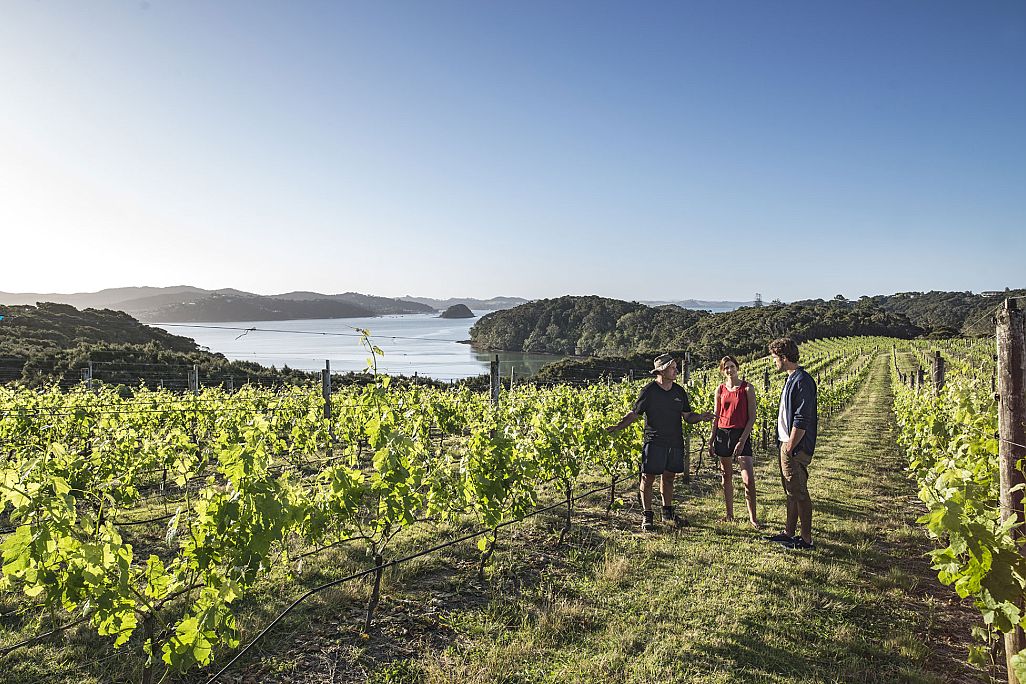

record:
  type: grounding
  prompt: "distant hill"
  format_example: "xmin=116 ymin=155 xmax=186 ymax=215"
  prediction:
xmin=402 ymin=296 xmax=527 ymax=311
xmin=0 ymin=286 xmax=434 ymax=322
xmin=266 ymin=291 xmax=433 ymax=314
xmin=440 ymin=304 xmax=475 ymax=319
xmin=0 ymin=286 xmax=216 ymax=310
xmin=142 ymin=295 xmax=379 ymax=322
xmin=641 ymin=299 xmax=754 ymax=312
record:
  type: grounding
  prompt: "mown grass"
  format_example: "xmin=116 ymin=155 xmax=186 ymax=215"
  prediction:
xmin=0 ymin=355 xmax=985 ymax=683
xmin=403 ymin=354 xmax=982 ymax=684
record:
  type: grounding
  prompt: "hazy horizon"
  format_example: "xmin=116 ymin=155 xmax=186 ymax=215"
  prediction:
xmin=2 ymin=283 xmax=1017 ymax=305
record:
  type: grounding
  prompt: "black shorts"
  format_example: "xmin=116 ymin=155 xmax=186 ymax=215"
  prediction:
xmin=713 ymin=427 xmax=753 ymax=458
xmin=641 ymin=443 xmax=685 ymax=474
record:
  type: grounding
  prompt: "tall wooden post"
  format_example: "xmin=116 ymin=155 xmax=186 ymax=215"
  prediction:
xmin=189 ymin=364 xmax=199 ymax=395
xmin=762 ymin=367 xmax=771 ymax=450
xmin=916 ymin=367 xmax=924 ymax=391
xmin=490 ymin=355 xmax=500 ymax=406
xmin=998 ymin=298 xmax=1026 ymax=683
xmin=322 ymin=360 xmax=333 ymax=455
xmin=682 ymin=352 xmax=692 ymax=481
xmin=932 ymin=351 xmax=945 ymax=393
xmin=321 ymin=360 xmax=332 ymax=420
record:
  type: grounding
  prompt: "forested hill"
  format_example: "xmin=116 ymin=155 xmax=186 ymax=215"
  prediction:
xmin=0 ymin=287 xmax=435 ymax=322
xmin=865 ymin=289 xmax=1026 ymax=336
xmin=469 ymin=295 xmax=923 ymax=363
xmin=0 ymin=303 xmax=314 ymax=387
xmin=0 ymin=302 xmax=201 ymax=353
xmin=469 ymin=297 xmax=709 ymax=356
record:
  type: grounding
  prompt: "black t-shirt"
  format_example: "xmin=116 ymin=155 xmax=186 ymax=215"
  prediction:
xmin=633 ymin=381 xmax=692 ymax=449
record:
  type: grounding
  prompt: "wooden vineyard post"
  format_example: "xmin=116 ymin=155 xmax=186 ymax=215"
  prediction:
xmin=932 ymin=351 xmax=945 ymax=393
xmin=322 ymin=360 xmax=333 ymax=456
xmin=998 ymin=298 xmax=1026 ymax=683
xmin=189 ymin=364 xmax=199 ymax=395
xmin=762 ymin=367 xmax=771 ymax=451
xmin=490 ymin=355 xmax=500 ymax=406
xmin=682 ymin=352 xmax=691 ymax=482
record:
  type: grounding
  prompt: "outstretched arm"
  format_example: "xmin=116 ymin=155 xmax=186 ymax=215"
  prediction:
xmin=606 ymin=410 xmax=639 ymax=433
xmin=709 ymin=386 xmax=721 ymax=450
xmin=684 ymin=410 xmax=714 ymax=424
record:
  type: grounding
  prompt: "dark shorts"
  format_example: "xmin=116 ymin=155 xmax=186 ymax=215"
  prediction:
xmin=713 ymin=427 xmax=753 ymax=458
xmin=641 ymin=443 xmax=685 ymax=475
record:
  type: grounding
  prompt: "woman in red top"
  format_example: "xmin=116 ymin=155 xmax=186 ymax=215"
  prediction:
xmin=708 ymin=355 xmax=760 ymax=528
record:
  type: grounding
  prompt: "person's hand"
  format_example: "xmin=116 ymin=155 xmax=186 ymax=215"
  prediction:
xmin=732 ymin=441 xmax=745 ymax=458
xmin=708 ymin=441 xmax=716 ymax=458
xmin=780 ymin=441 xmax=792 ymax=458
xmin=605 ymin=425 xmax=618 ymax=434
xmin=701 ymin=411 xmax=715 ymax=422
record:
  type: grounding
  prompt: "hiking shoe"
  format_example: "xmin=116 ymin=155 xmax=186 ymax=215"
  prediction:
xmin=780 ymin=537 xmax=815 ymax=550
xmin=641 ymin=510 xmax=655 ymax=532
xmin=662 ymin=506 xmax=688 ymax=529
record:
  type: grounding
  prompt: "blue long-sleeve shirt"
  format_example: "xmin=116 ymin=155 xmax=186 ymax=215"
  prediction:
xmin=778 ymin=367 xmax=818 ymax=456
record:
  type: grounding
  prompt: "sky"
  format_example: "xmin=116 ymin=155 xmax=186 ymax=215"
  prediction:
xmin=1 ymin=1 xmax=1023 ymax=302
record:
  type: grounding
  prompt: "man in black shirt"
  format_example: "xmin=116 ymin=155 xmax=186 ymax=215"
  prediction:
xmin=607 ymin=353 xmax=714 ymax=531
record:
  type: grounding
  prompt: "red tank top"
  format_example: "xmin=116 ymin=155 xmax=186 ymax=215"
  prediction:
xmin=717 ymin=381 xmax=750 ymax=429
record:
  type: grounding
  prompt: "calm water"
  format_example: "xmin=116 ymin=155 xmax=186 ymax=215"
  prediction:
xmin=154 ymin=314 xmax=564 ymax=380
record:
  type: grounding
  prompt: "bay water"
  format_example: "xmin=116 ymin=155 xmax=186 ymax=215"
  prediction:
xmin=155 ymin=313 xmax=563 ymax=381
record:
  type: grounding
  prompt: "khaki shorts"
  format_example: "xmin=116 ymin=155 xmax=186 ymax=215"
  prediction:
xmin=779 ymin=448 xmax=813 ymax=504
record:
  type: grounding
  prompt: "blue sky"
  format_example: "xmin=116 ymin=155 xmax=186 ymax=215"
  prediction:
xmin=1 ymin=1 xmax=1023 ymax=301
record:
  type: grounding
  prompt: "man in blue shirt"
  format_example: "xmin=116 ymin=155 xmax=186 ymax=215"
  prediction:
xmin=764 ymin=338 xmax=818 ymax=550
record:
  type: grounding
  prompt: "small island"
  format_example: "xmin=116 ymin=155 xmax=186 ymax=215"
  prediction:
xmin=440 ymin=304 xmax=475 ymax=319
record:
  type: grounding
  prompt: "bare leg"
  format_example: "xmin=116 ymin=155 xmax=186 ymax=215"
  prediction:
xmin=719 ymin=457 xmax=734 ymax=520
xmin=660 ymin=472 xmax=675 ymax=508
xmin=738 ymin=455 xmax=759 ymax=527
xmin=640 ymin=474 xmax=656 ymax=511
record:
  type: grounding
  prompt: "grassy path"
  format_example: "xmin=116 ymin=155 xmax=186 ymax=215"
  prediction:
xmin=404 ymin=353 xmax=982 ymax=683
